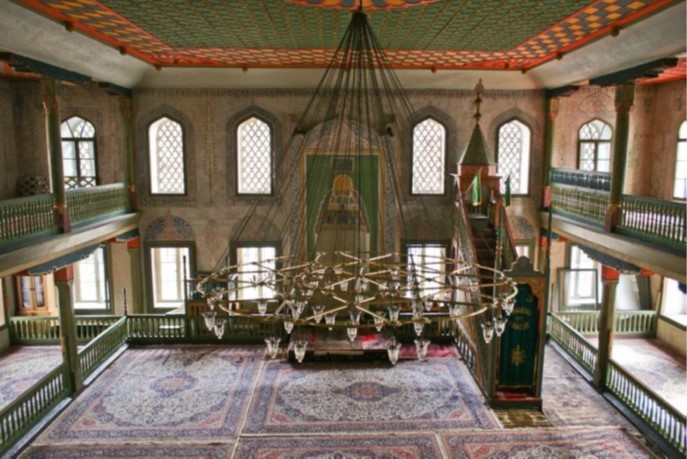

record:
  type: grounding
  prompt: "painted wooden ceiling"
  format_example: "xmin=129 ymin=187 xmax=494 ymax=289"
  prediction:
xmin=13 ymin=0 xmax=681 ymax=73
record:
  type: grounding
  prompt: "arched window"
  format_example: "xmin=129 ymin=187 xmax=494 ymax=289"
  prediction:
xmin=61 ymin=115 xmax=96 ymax=189
xmin=578 ymin=119 xmax=612 ymax=172
xmin=497 ymin=119 xmax=531 ymax=195
xmin=411 ymin=117 xmax=445 ymax=195
xmin=673 ymin=121 xmax=687 ymax=199
xmin=237 ymin=117 xmax=272 ymax=195
xmin=149 ymin=117 xmax=186 ymax=195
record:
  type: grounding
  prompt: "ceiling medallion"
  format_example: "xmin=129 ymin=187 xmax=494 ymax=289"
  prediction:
xmin=285 ymin=0 xmax=439 ymax=10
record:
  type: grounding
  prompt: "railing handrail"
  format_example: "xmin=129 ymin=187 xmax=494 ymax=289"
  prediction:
xmin=0 ymin=193 xmax=54 ymax=207
xmin=620 ymin=193 xmax=687 ymax=210
xmin=64 ymin=182 xmax=128 ymax=197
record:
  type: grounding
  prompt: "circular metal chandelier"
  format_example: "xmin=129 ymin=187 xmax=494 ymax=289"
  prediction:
xmin=198 ymin=251 xmax=517 ymax=364
xmin=197 ymin=7 xmax=518 ymax=364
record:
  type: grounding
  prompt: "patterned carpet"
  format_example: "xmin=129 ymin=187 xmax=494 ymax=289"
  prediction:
xmin=542 ymin=346 xmax=635 ymax=428
xmin=441 ymin=427 xmax=656 ymax=458
xmin=18 ymin=344 xmax=662 ymax=458
xmin=243 ymin=356 xmax=498 ymax=434
xmin=35 ymin=346 xmax=263 ymax=444
xmin=235 ymin=433 xmax=443 ymax=458
xmin=585 ymin=336 xmax=686 ymax=415
xmin=0 ymin=346 xmax=64 ymax=411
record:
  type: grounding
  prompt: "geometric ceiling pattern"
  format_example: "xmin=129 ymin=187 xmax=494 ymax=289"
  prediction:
xmin=15 ymin=0 xmax=683 ymax=72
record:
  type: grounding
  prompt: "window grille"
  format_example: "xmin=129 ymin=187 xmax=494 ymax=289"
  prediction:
xmin=412 ymin=118 xmax=445 ymax=195
xmin=578 ymin=119 xmax=612 ymax=172
xmin=61 ymin=116 xmax=97 ymax=189
xmin=237 ymin=117 xmax=272 ymax=195
xmin=673 ymin=121 xmax=687 ymax=199
xmin=497 ymin=119 xmax=531 ymax=194
xmin=406 ymin=243 xmax=447 ymax=296
xmin=149 ymin=117 xmax=186 ymax=194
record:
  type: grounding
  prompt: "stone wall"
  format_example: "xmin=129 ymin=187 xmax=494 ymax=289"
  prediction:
xmin=5 ymin=80 xmax=126 ymax=194
xmin=133 ymin=88 xmax=546 ymax=272
xmin=0 ymin=79 xmax=18 ymax=199
xmin=551 ymin=82 xmax=686 ymax=199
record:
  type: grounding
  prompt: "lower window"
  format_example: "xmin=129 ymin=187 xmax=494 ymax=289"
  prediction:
xmin=150 ymin=246 xmax=191 ymax=310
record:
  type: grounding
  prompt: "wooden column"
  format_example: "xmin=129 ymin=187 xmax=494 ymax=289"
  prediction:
xmin=594 ymin=266 xmax=620 ymax=389
xmin=54 ymin=266 xmax=81 ymax=393
xmin=127 ymin=237 xmax=143 ymax=314
xmin=41 ymin=77 xmax=70 ymax=232
xmin=542 ymin=96 xmax=559 ymax=208
xmin=119 ymin=97 xmax=137 ymax=211
xmin=605 ymin=82 xmax=635 ymax=232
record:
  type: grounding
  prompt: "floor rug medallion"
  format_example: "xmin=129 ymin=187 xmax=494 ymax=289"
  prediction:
xmin=35 ymin=346 xmax=262 ymax=443
xmin=235 ymin=433 xmax=443 ymax=458
xmin=244 ymin=356 xmax=497 ymax=433
xmin=441 ymin=427 xmax=656 ymax=458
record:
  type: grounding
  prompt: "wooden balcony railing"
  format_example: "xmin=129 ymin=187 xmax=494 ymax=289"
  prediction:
xmin=548 ymin=312 xmax=686 ymax=456
xmin=553 ymin=310 xmax=657 ymax=336
xmin=550 ymin=168 xmax=686 ymax=253
xmin=0 ymin=183 xmax=130 ymax=250
xmin=617 ymin=195 xmax=686 ymax=252
xmin=0 ymin=194 xmax=57 ymax=247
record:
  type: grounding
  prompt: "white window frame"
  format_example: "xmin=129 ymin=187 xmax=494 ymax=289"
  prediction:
xmin=405 ymin=243 xmax=447 ymax=299
xmin=411 ymin=118 xmax=446 ymax=195
xmin=661 ymin=278 xmax=687 ymax=326
xmin=578 ymin=119 xmax=612 ymax=173
xmin=61 ymin=115 xmax=97 ymax=189
xmin=149 ymin=116 xmax=186 ymax=195
xmin=150 ymin=246 xmax=191 ymax=310
xmin=497 ymin=119 xmax=531 ymax=195
xmin=673 ymin=121 xmax=687 ymax=200
xmin=235 ymin=245 xmax=277 ymax=300
xmin=74 ymin=246 xmax=109 ymax=311
xmin=237 ymin=117 xmax=273 ymax=195
xmin=563 ymin=245 xmax=601 ymax=309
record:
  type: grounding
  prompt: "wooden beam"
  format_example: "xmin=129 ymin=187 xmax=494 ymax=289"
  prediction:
xmin=0 ymin=213 xmax=140 ymax=278
xmin=540 ymin=212 xmax=686 ymax=282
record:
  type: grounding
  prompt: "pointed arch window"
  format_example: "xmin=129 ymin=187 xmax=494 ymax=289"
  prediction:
xmin=149 ymin=117 xmax=186 ymax=195
xmin=673 ymin=121 xmax=687 ymax=199
xmin=61 ymin=116 xmax=97 ymax=189
xmin=497 ymin=119 xmax=531 ymax=195
xmin=578 ymin=119 xmax=612 ymax=172
xmin=237 ymin=117 xmax=272 ymax=195
xmin=412 ymin=117 xmax=446 ymax=195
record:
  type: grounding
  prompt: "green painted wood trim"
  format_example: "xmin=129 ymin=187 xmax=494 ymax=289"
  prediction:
xmin=0 ymin=364 xmax=70 ymax=456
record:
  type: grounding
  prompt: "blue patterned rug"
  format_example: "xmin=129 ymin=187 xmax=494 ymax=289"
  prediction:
xmin=235 ymin=433 xmax=443 ymax=458
xmin=441 ymin=427 xmax=656 ymax=458
xmin=243 ymin=356 xmax=498 ymax=434
xmin=0 ymin=346 xmax=64 ymax=411
xmin=32 ymin=346 xmax=263 ymax=444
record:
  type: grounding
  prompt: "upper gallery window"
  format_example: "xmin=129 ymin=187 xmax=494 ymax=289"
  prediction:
xmin=497 ymin=119 xmax=531 ymax=195
xmin=412 ymin=118 xmax=446 ymax=195
xmin=149 ymin=117 xmax=186 ymax=195
xmin=61 ymin=116 xmax=97 ymax=189
xmin=237 ymin=117 xmax=272 ymax=195
xmin=578 ymin=119 xmax=612 ymax=173
xmin=673 ymin=121 xmax=687 ymax=199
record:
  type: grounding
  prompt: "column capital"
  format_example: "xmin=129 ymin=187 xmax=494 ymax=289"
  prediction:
xmin=548 ymin=96 xmax=560 ymax=121
xmin=54 ymin=265 xmax=74 ymax=283
xmin=40 ymin=77 xmax=61 ymax=114
xmin=601 ymin=265 xmax=620 ymax=282
xmin=614 ymin=82 xmax=635 ymax=116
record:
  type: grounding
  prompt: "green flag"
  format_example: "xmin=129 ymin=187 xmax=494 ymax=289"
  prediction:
xmin=472 ymin=173 xmax=481 ymax=206
xmin=505 ymin=175 xmax=511 ymax=207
